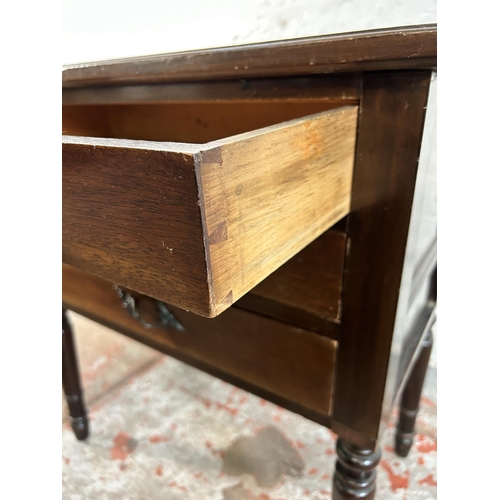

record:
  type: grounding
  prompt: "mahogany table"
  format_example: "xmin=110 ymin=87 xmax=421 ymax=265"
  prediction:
xmin=62 ymin=24 xmax=437 ymax=499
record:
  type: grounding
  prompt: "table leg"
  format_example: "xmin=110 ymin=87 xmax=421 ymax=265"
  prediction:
xmin=62 ymin=309 xmax=89 ymax=440
xmin=333 ymin=438 xmax=381 ymax=499
xmin=395 ymin=329 xmax=433 ymax=457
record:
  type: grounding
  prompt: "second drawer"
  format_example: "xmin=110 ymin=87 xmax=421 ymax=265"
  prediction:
xmin=63 ymin=264 xmax=338 ymax=417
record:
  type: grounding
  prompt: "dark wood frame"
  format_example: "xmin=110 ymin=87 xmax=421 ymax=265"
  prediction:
xmin=62 ymin=309 xmax=89 ymax=441
xmin=332 ymin=71 xmax=433 ymax=449
xmin=62 ymin=26 xmax=437 ymax=499
xmin=62 ymin=24 xmax=436 ymax=88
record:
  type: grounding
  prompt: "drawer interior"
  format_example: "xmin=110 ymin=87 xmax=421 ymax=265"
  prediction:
xmin=63 ymin=101 xmax=349 ymax=143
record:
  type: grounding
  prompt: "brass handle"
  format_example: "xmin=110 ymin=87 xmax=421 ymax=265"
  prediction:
xmin=113 ymin=285 xmax=185 ymax=331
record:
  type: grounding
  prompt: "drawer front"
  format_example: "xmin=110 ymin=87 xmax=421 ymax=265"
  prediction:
xmin=63 ymin=264 xmax=338 ymax=416
xmin=63 ymin=107 xmax=357 ymax=318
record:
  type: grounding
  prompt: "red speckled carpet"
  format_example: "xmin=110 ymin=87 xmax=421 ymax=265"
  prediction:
xmin=62 ymin=312 xmax=437 ymax=500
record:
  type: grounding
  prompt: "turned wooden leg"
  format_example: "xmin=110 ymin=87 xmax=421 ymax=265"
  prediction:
xmin=395 ymin=329 xmax=433 ymax=457
xmin=62 ymin=309 xmax=89 ymax=440
xmin=333 ymin=438 xmax=381 ymax=499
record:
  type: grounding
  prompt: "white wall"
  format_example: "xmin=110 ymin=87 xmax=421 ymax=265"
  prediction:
xmin=63 ymin=0 xmax=436 ymax=64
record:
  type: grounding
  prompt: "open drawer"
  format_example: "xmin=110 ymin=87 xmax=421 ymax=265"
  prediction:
xmin=63 ymin=104 xmax=357 ymax=317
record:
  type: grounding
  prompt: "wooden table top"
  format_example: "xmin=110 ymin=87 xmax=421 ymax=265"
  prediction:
xmin=62 ymin=24 xmax=437 ymax=88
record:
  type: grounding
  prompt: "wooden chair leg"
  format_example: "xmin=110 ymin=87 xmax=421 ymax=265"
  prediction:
xmin=333 ymin=438 xmax=381 ymax=499
xmin=62 ymin=309 xmax=89 ymax=440
xmin=395 ymin=329 xmax=433 ymax=457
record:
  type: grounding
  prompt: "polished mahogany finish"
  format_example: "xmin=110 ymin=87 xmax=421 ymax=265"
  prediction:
xmin=332 ymin=71 xmax=432 ymax=449
xmin=62 ymin=309 xmax=89 ymax=441
xmin=62 ymin=26 xmax=437 ymax=498
xmin=62 ymin=25 xmax=436 ymax=88
xmin=333 ymin=439 xmax=381 ymax=499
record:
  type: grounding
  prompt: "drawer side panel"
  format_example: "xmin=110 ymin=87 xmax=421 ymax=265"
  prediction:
xmin=199 ymin=107 xmax=357 ymax=315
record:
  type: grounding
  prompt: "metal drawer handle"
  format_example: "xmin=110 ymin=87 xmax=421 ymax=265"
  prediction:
xmin=113 ymin=285 xmax=185 ymax=331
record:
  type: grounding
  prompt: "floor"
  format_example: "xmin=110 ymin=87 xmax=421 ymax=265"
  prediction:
xmin=62 ymin=312 xmax=437 ymax=500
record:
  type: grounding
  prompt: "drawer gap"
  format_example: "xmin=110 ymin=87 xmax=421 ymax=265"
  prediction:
xmin=63 ymin=101 xmax=349 ymax=143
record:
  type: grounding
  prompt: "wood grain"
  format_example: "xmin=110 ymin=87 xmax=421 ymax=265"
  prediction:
xmin=237 ymin=228 xmax=346 ymax=336
xmin=62 ymin=25 xmax=436 ymax=88
xmin=62 ymin=74 xmax=361 ymax=106
xmin=62 ymin=309 xmax=89 ymax=441
xmin=331 ymin=72 xmax=432 ymax=445
xmin=236 ymin=294 xmax=338 ymax=338
xmin=250 ymin=229 xmax=345 ymax=321
xmin=62 ymin=264 xmax=338 ymax=416
xmin=63 ymin=107 xmax=357 ymax=317
xmin=236 ymin=225 xmax=346 ymax=339
xmin=198 ymin=107 xmax=357 ymax=315
xmin=62 ymin=136 xmax=211 ymax=316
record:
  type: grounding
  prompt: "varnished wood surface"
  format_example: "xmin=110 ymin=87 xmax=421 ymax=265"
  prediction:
xmin=62 ymin=74 xmax=361 ymax=106
xmin=61 ymin=50 xmax=438 ymax=478
xmin=333 ymin=439 xmax=381 ymax=499
xmin=237 ymin=229 xmax=346 ymax=336
xmin=63 ymin=107 xmax=357 ymax=317
xmin=236 ymin=294 xmax=339 ymax=338
xmin=62 ymin=25 xmax=436 ymax=89
xmin=379 ymin=73 xmax=437 ymax=438
xmin=250 ymin=229 xmax=345 ymax=322
xmin=62 ymin=137 xmax=211 ymax=316
xmin=62 ymin=309 xmax=89 ymax=441
xmin=62 ymin=264 xmax=338 ymax=417
xmin=331 ymin=71 xmax=432 ymax=445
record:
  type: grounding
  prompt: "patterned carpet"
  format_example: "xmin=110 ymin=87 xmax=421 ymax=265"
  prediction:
xmin=62 ymin=312 xmax=437 ymax=499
